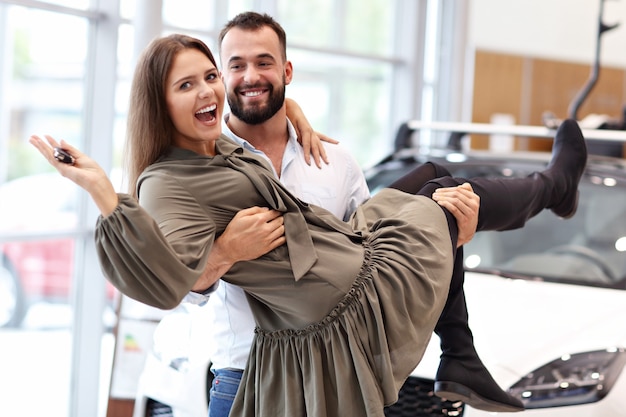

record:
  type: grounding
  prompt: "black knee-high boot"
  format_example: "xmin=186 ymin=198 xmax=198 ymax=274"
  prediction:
xmin=397 ymin=119 xmax=587 ymax=412
xmin=463 ymin=119 xmax=588 ymax=231
xmin=402 ymin=171 xmax=527 ymax=412
xmin=392 ymin=119 xmax=588 ymax=229
xmin=433 ymin=247 xmax=528 ymax=412
xmin=416 ymin=176 xmax=527 ymax=412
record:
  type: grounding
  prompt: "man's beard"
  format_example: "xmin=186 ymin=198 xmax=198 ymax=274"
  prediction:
xmin=228 ymin=80 xmax=286 ymax=125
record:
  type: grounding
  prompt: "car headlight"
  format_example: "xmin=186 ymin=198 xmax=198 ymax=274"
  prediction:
xmin=509 ymin=348 xmax=626 ymax=409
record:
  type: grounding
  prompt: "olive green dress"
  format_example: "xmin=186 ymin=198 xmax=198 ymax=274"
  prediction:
xmin=95 ymin=136 xmax=454 ymax=417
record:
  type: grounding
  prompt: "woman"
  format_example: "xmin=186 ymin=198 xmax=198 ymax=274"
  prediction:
xmin=30 ymin=34 xmax=586 ymax=417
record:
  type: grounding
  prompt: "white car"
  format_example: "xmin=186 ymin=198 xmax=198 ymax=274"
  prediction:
xmin=134 ymin=148 xmax=626 ymax=417
xmin=132 ymin=302 xmax=214 ymax=417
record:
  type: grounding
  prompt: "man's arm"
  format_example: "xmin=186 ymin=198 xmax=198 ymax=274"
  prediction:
xmin=193 ymin=165 xmax=480 ymax=293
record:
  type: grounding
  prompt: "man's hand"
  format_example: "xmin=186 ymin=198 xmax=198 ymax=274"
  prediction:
xmin=217 ymin=207 xmax=286 ymax=263
xmin=192 ymin=207 xmax=285 ymax=292
xmin=432 ymin=183 xmax=479 ymax=247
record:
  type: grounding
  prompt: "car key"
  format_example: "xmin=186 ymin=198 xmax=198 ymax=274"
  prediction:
xmin=53 ymin=147 xmax=75 ymax=165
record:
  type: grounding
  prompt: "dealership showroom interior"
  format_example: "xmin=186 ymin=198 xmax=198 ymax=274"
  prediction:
xmin=2 ymin=0 xmax=626 ymax=416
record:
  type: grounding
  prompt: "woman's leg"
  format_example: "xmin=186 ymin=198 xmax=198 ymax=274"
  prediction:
xmin=390 ymin=119 xmax=587 ymax=232
xmin=391 ymin=163 xmax=526 ymax=411
xmin=387 ymin=119 xmax=586 ymax=412
xmin=387 ymin=160 xmax=439 ymax=194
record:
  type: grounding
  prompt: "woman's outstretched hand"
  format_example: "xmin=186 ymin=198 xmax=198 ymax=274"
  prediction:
xmin=29 ymin=134 xmax=119 ymax=216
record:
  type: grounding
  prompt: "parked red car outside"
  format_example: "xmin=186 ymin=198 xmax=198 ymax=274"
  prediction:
xmin=0 ymin=173 xmax=116 ymax=328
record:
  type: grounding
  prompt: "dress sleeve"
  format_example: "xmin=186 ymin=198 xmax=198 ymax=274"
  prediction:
xmin=94 ymin=172 xmax=217 ymax=309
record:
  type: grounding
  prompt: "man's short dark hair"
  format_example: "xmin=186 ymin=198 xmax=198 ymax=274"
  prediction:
xmin=218 ymin=11 xmax=287 ymax=61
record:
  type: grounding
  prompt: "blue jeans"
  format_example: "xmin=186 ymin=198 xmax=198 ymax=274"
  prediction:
xmin=208 ymin=368 xmax=243 ymax=417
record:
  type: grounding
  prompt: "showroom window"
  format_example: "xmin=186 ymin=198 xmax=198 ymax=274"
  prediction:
xmin=0 ymin=1 xmax=464 ymax=416
xmin=0 ymin=2 xmax=119 ymax=417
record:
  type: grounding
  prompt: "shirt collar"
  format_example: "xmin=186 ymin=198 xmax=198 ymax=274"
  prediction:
xmin=222 ymin=113 xmax=299 ymax=152
xmin=222 ymin=113 xmax=299 ymax=176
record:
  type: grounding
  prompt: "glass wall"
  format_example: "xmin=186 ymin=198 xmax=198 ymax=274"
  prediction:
xmin=0 ymin=1 xmax=463 ymax=416
xmin=0 ymin=2 xmax=119 ymax=417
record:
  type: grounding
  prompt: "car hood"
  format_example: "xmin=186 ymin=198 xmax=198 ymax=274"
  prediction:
xmin=413 ymin=271 xmax=626 ymax=386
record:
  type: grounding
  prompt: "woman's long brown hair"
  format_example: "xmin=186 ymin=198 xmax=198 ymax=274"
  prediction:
xmin=124 ymin=34 xmax=218 ymax=197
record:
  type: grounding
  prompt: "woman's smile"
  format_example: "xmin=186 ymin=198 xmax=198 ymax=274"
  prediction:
xmin=195 ymin=104 xmax=218 ymax=123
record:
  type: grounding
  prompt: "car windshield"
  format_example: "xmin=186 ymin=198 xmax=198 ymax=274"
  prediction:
xmin=366 ymin=154 xmax=626 ymax=290
xmin=465 ymin=180 xmax=626 ymax=288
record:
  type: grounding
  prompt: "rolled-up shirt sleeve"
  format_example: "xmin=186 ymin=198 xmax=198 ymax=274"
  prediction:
xmin=95 ymin=172 xmax=216 ymax=310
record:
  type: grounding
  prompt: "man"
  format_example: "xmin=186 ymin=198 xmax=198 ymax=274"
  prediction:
xmin=200 ymin=12 xmax=482 ymax=417
xmin=205 ymin=13 xmax=370 ymax=417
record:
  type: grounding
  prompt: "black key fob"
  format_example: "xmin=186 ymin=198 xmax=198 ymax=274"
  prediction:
xmin=53 ymin=147 xmax=75 ymax=165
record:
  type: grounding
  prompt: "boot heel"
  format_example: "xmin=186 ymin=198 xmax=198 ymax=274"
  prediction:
xmin=434 ymin=380 xmax=471 ymax=402
xmin=552 ymin=190 xmax=579 ymax=219
xmin=434 ymin=380 xmax=525 ymax=413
